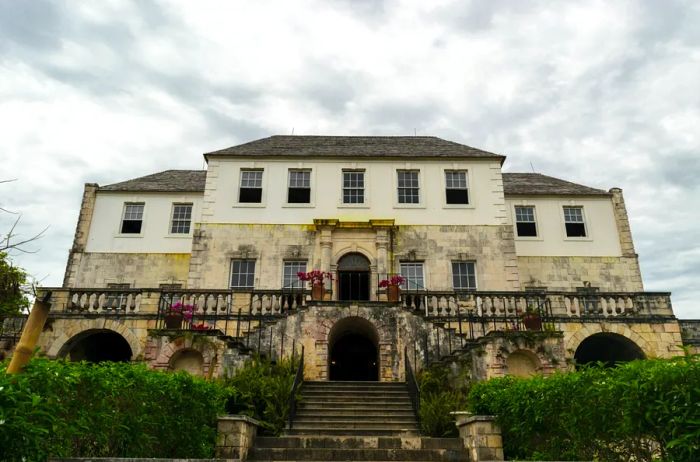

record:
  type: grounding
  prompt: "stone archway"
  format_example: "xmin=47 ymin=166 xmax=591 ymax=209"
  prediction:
xmin=337 ymin=253 xmax=372 ymax=301
xmin=47 ymin=319 xmax=142 ymax=360
xmin=169 ymin=349 xmax=205 ymax=375
xmin=328 ymin=316 xmax=379 ymax=381
xmin=574 ymin=332 xmax=645 ymax=367
xmin=506 ymin=350 xmax=541 ymax=377
xmin=58 ymin=329 xmax=133 ymax=362
xmin=566 ymin=324 xmax=653 ymax=360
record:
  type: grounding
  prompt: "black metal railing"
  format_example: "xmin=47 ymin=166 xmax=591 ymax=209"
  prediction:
xmin=288 ymin=345 xmax=305 ymax=430
xmin=405 ymin=346 xmax=421 ymax=425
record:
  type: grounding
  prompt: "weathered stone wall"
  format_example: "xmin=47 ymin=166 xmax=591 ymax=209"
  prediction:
xmin=680 ymin=319 xmax=700 ymax=354
xmin=63 ymin=183 xmax=98 ymax=287
xmin=70 ymin=252 xmax=191 ymax=288
xmin=517 ymin=256 xmax=643 ymax=291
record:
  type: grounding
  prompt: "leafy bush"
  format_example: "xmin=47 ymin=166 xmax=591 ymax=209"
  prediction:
xmin=468 ymin=356 xmax=700 ymax=461
xmin=0 ymin=359 xmax=226 ymax=461
xmin=417 ymin=362 xmax=471 ymax=437
xmin=222 ymin=355 xmax=297 ymax=435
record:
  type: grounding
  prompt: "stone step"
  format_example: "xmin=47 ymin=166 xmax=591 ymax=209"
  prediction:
xmin=301 ymin=391 xmax=412 ymax=400
xmin=254 ymin=436 xmax=463 ymax=450
xmin=286 ymin=428 xmax=421 ymax=436
xmin=298 ymin=398 xmax=413 ymax=407
xmin=247 ymin=447 xmax=466 ymax=461
xmin=305 ymin=381 xmax=407 ymax=386
xmin=298 ymin=403 xmax=414 ymax=411
xmin=296 ymin=409 xmax=416 ymax=418
xmin=294 ymin=416 xmax=418 ymax=425
xmin=289 ymin=422 xmax=420 ymax=432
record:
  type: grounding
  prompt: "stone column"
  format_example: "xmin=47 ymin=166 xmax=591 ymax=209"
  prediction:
xmin=454 ymin=412 xmax=504 ymax=461
xmin=63 ymin=183 xmax=98 ymax=288
xmin=320 ymin=228 xmax=333 ymax=272
xmin=375 ymin=229 xmax=389 ymax=276
xmin=216 ymin=414 xmax=260 ymax=460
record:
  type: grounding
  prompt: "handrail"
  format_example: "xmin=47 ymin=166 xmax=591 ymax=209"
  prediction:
xmin=405 ymin=346 xmax=421 ymax=426
xmin=288 ymin=345 xmax=305 ymax=430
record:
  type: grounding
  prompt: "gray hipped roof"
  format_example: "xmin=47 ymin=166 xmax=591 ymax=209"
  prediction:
xmin=502 ymin=173 xmax=609 ymax=196
xmin=204 ymin=135 xmax=505 ymax=160
xmin=99 ymin=170 xmax=206 ymax=192
xmin=98 ymin=170 xmax=608 ymax=197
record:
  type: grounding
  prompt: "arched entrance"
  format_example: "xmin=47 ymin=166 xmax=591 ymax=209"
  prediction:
xmin=59 ymin=329 xmax=133 ymax=363
xmin=574 ymin=333 xmax=645 ymax=368
xmin=328 ymin=317 xmax=379 ymax=381
xmin=337 ymin=253 xmax=371 ymax=301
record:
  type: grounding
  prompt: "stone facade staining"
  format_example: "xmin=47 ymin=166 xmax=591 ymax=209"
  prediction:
xmin=11 ymin=135 xmax=691 ymax=381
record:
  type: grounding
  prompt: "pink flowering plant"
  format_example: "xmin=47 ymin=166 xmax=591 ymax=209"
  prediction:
xmin=169 ymin=301 xmax=194 ymax=321
xmin=378 ymin=275 xmax=405 ymax=288
xmin=297 ymin=270 xmax=333 ymax=285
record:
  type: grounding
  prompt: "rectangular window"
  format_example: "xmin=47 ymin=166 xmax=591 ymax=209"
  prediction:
xmin=563 ymin=206 xmax=587 ymax=237
xmin=452 ymin=262 xmax=477 ymax=290
xmin=170 ymin=203 xmax=193 ymax=234
xmin=342 ymin=170 xmax=365 ymax=204
xmin=445 ymin=170 xmax=469 ymax=204
xmin=283 ymin=261 xmax=307 ymax=289
xmin=239 ymin=170 xmax=263 ymax=203
xmin=397 ymin=170 xmax=420 ymax=204
xmin=230 ymin=259 xmax=256 ymax=288
xmin=107 ymin=283 xmax=131 ymax=289
xmin=287 ymin=170 xmax=311 ymax=204
xmin=400 ymin=262 xmax=425 ymax=290
xmin=514 ymin=206 xmax=537 ymax=237
xmin=120 ymin=203 xmax=144 ymax=234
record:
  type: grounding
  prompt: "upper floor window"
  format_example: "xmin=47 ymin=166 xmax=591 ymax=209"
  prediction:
xmin=514 ymin=206 xmax=537 ymax=237
xmin=445 ymin=170 xmax=469 ymax=204
xmin=287 ymin=170 xmax=311 ymax=204
xmin=452 ymin=262 xmax=476 ymax=290
xmin=343 ymin=170 xmax=365 ymax=204
xmin=563 ymin=206 xmax=587 ymax=237
xmin=239 ymin=170 xmax=263 ymax=203
xmin=400 ymin=262 xmax=424 ymax=290
xmin=283 ymin=261 xmax=307 ymax=289
xmin=121 ymin=203 xmax=144 ymax=234
xmin=397 ymin=170 xmax=420 ymax=204
xmin=170 ymin=203 xmax=193 ymax=234
xmin=230 ymin=259 xmax=256 ymax=288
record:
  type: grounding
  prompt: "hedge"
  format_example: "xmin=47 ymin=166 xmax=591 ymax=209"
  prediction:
xmin=0 ymin=359 xmax=226 ymax=461
xmin=468 ymin=356 xmax=700 ymax=461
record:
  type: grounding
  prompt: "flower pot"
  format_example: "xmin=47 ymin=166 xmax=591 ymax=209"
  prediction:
xmin=522 ymin=313 xmax=542 ymax=331
xmin=387 ymin=284 xmax=401 ymax=303
xmin=312 ymin=282 xmax=325 ymax=301
xmin=164 ymin=313 xmax=183 ymax=329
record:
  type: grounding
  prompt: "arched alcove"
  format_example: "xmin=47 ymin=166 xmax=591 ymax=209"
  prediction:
xmin=337 ymin=253 xmax=371 ymax=301
xmin=328 ymin=316 xmax=379 ymax=381
xmin=59 ymin=329 xmax=132 ymax=363
xmin=506 ymin=350 xmax=540 ymax=377
xmin=574 ymin=332 xmax=645 ymax=368
xmin=169 ymin=349 xmax=205 ymax=375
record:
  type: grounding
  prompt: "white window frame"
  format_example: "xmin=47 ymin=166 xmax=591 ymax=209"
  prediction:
xmin=119 ymin=202 xmax=145 ymax=235
xmin=513 ymin=205 xmax=538 ymax=239
xmin=562 ymin=205 xmax=590 ymax=240
xmin=452 ymin=261 xmax=477 ymax=290
xmin=230 ymin=259 xmax=256 ymax=289
xmin=284 ymin=169 xmax=314 ymax=207
xmin=399 ymin=262 xmax=425 ymax=291
xmin=169 ymin=203 xmax=193 ymax=235
xmin=282 ymin=261 xmax=307 ymax=289
xmin=235 ymin=168 xmax=266 ymax=207
xmin=444 ymin=170 xmax=470 ymax=206
xmin=394 ymin=168 xmax=424 ymax=208
xmin=339 ymin=167 xmax=370 ymax=208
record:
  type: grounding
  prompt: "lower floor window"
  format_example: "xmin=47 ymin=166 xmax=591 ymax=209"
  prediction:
xmin=452 ymin=262 xmax=476 ymax=290
xmin=231 ymin=259 xmax=256 ymax=288
xmin=283 ymin=261 xmax=307 ymax=289
xmin=400 ymin=262 xmax=425 ymax=290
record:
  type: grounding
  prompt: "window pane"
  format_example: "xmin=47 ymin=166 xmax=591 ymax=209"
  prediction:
xmin=283 ymin=261 xmax=307 ymax=288
xmin=398 ymin=171 xmax=420 ymax=204
xmin=231 ymin=259 xmax=256 ymax=288
xmin=452 ymin=262 xmax=476 ymax=290
xmin=288 ymin=188 xmax=311 ymax=204
xmin=565 ymin=222 xmax=587 ymax=237
xmin=515 ymin=206 xmax=535 ymax=222
xmin=239 ymin=188 xmax=262 ymax=203
xmin=343 ymin=171 xmax=365 ymax=204
xmin=563 ymin=207 xmax=586 ymax=237
xmin=121 ymin=203 xmax=144 ymax=234
xmin=515 ymin=206 xmax=537 ymax=236
xmin=446 ymin=189 xmax=469 ymax=204
xmin=445 ymin=171 xmax=467 ymax=189
xmin=171 ymin=204 xmax=193 ymax=234
xmin=240 ymin=170 xmax=263 ymax=187
xmin=400 ymin=263 xmax=424 ymax=290
xmin=516 ymin=222 xmax=537 ymax=237
xmin=288 ymin=170 xmax=310 ymax=188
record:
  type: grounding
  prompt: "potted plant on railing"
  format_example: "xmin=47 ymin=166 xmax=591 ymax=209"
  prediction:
xmin=521 ymin=306 xmax=542 ymax=331
xmin=164 ymin=301 xmax=194 ymax=329
xmin=297 ymin=270 xmax=333 ymax=301
xmin=379 ymin=275 xmax=406 ymax=303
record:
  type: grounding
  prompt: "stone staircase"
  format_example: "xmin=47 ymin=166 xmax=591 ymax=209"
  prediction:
xmin=247 ymin=381 xmax=469 ymax=461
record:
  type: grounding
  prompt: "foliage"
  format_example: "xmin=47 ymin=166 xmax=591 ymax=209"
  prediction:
xmin=0 ymin=359 xmax=226 ymax=461
xmin=417 ymin=361 xmax=472 ymax=437
xmin=0 ymin=252 xmax=29 ymax=317
xmin=468 ymin=356 xmax=700 ymax=461
xmin=296 ymin=270 xmax=333 ymax=284
xmin=378 ymin=275 xmax=405 ymax=288
xmin=222 ymin=355 xmax=297 ymax=435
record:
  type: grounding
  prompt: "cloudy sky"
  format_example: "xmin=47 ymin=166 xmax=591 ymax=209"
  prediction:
xmin=1 ymin=0 xmax=698 ymax=318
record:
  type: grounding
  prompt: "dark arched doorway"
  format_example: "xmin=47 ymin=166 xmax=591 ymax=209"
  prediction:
xmin=574 ymin=333 xmax=645 ymax=368
xmin=60 ymin=329 xmax=133 ymax=363
xmin=337 ymin=253 xmax=371 ymax=301
xmin=328 ymin=317 xmax=379 ymax=381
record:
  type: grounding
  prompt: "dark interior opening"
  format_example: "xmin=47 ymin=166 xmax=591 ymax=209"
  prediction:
xmin=239 ymin=187 xmax=262 ymax=203
xmin=329 ymin=333 xmax=378 ymax=381
xmin=565 ymin=222 xmax=586 ymax=237
xmin=64 ymin=330 xmax=133 ymax=363
xmin=574 ymin=333 xmax=644 ymax=368
xmin=516 ymin=222 xmax=537 ymax=237
xmin=337 ymin=253 xmax=371 ymax=301
xmin=120 ymin=220 xmax=142 ymax=234
xmin=288 ymin=187 xmax=310 ymax=203
xmin=446 ymin=189 xmax=469 ymax=204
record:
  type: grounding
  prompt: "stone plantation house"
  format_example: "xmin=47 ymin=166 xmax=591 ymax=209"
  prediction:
xmin=22 ymin=136 xmax=693 ymax=379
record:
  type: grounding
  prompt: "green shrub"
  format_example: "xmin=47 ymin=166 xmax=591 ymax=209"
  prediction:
xmin=222 ymin=355 xmax=297 ymax=435
xmin=468 ymin=356 xmax=700 ymax=461
xmin=417 ymin=362 xmax=471 ymax=437
xmin=0 ymin=359 xmax=226 ymax=461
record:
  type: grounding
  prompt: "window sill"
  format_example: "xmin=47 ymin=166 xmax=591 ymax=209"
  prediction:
xmin=114 ymin=234 xmax=144 ymax=238
xmin=564 ymin=236 xmax=593 ymax=242
xmin=338 ymin=204 xmax=370 ymax=209
xmin=442 ymin=204 xmax=475 ymax=209
xmin=282 ymin=203 xmax=315 ymax=208
xmin=515 ymin=236 xmax=543 ymax=241
xmin=233 ymin=203 xmax=266 ymax=208
xmin=164 ymin=234 xmax=193 ymax=239
xmin=393 ymin=203 xmax=426 ymax=209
